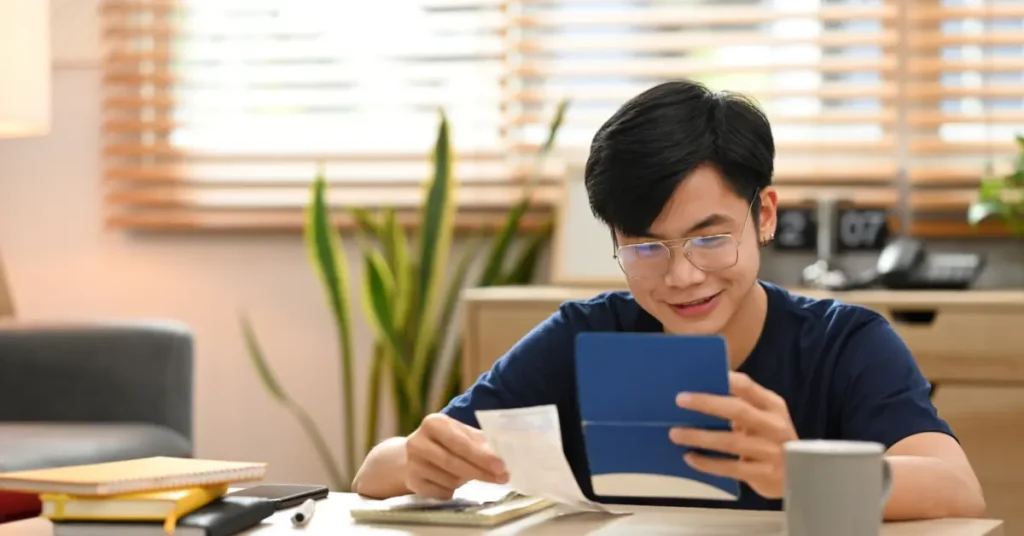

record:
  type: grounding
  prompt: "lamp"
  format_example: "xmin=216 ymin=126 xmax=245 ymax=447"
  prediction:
xmin=0 ymin=0 xmax=50 ymax=316
xmin=0 ymin=0 xmax=51 ymax=138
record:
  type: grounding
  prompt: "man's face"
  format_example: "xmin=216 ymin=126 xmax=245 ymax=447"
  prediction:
xmin=614 ymin=164 xmax=777 ymax=335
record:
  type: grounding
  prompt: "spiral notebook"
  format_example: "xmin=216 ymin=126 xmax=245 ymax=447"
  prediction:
xmin=0 ymin=457 xmax=266 ymax=496
xmin=349 ymin=481 xmax=555 ymax=527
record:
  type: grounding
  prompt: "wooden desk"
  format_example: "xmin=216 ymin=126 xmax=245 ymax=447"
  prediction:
xmin=462 ymin=286 xmax=1024 ymax=534
xmin=0 ymin=492 xmax=1004 ymax=535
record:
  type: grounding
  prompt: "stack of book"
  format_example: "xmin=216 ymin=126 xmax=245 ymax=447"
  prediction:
xmin=0 ymin=456 xmax=273 ymax=535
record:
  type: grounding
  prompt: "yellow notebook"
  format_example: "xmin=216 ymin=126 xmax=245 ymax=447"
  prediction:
xmin=0 ymin=457 xmax=266 ymax=496
xmin=40 ymin=484 xmax=228 ymax=533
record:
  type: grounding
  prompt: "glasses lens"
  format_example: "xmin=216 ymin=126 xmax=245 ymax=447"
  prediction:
xmin=684 ymin=235 xmax=739 ymax=271
xmin=617 ymin=242 xmax=670 ymax=278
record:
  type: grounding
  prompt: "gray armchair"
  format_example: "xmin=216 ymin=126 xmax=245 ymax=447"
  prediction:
xmin=0 ymin=321 xmax=194 ymax=473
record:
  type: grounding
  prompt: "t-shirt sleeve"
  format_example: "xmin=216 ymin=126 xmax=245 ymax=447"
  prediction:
xmin=836 ymin=314 xmax=956 ymax=449
xmin=440 ymin=306 xmax=576 ymax=429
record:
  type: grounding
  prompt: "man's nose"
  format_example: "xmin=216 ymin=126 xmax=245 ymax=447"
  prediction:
xmin=663 ymin=247 xmax=707 ymax=287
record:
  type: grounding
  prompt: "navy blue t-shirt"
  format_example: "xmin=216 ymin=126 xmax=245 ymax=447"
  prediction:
xmin=441 ymin=280 xmax=954 ymax=510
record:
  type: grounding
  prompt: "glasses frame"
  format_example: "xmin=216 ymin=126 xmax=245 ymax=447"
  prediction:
xmin=612 ymin=191 xmax=760 ymax=280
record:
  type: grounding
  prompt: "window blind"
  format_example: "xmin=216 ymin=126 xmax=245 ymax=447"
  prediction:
xmin=100 ymin=0 xmax=561 ymax=230
xmin=100 ymin=0 xmax=1024 ymax=237
xmin=906 ymin=0 xmax=1024 ymax=237
xmin=508 ymin=0 xmax=902 ymax=215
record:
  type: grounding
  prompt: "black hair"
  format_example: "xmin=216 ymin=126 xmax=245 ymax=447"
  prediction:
xmin=584 ymin=79 xmax=775 ymax=237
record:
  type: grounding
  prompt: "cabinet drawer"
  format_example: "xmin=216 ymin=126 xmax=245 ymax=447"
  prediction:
xmin=933 ymin=385 xmax=1024 ymax=535
xmin=875 ymin=309 xmax=1024 ymax=382
xmin=463 ymin=301 xmax=560 ymax=384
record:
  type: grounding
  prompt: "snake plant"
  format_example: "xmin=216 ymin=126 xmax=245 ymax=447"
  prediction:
xmin=240 ymin=101 xmax=568 ymax=491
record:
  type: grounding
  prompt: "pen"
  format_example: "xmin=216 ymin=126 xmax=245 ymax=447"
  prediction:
xmin=291 ymin=498 xmax=317 ymax=527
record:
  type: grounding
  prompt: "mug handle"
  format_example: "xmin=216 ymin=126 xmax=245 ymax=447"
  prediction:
xmin=880 ymin=458 xmax=893 ymax=508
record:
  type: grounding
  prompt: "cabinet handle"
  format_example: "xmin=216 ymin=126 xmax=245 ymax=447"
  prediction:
xmin=888 ymin=309 xmax=938 ymax=326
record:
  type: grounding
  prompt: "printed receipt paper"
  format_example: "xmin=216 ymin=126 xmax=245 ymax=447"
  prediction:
xmin=475 ymin=405 xmax=626 ymax=514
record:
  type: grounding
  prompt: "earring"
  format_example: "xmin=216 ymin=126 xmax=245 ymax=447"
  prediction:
xmin=759 ymin=233 xmax=775 ymax=247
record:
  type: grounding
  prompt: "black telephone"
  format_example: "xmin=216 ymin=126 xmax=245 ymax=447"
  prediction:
xmin=812 ymin=238 xmax=986 ymax=291
xmin=873 ymin=238 xmax=985 ymax=290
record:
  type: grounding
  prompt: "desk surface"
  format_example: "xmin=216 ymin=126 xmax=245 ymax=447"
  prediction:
xmin=1 ymin=492 xmax=1004 ymax=535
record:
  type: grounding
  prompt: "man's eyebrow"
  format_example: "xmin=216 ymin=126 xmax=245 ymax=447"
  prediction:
xmin=632 ymin=213 xmax=735 ymax=241
xmin=682 ymin=213 xmax=734 ymax=236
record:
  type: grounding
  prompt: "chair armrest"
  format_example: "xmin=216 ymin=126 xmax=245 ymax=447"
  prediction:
xmin=0 ymin=320 xmax=194 ymax=443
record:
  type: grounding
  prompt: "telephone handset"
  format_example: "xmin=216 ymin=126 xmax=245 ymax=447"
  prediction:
xmin=811 ymin=238 xmax=985 ymax=291
xmin=875 ymin=238 xmax=985 ymax=290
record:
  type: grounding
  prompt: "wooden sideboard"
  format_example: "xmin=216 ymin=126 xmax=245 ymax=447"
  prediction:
xmin=462 ymin=285 xmax=1024 ymax=533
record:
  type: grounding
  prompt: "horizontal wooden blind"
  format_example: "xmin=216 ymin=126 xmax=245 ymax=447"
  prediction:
xmin=100 ymin=0 xmax=560 ymax=230
xmin=506 ymin=0 xmax=902 ymax=212
xmin=101 ymin=0 xmax=1024 ymax=236
xmin=906 ymin=0 xmax=1024 ymax=237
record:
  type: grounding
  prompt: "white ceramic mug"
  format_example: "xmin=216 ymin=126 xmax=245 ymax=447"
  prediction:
xmin=784 ymin=439 xmax=893 ymax=536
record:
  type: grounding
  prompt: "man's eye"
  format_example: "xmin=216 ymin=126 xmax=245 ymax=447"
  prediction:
xmin=692 ymin=236 xmax=728 ymax=248
xmin=634 ymin=244 xmax=663 ymax=257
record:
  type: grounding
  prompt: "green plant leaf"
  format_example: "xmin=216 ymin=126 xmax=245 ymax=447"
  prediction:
xmin=979 ymin=176 xmax=1007 ymax=202
xmin=500 ymin=219 xmax=554 ymax=285
xmin=439 ymin=343 xmax=465 ymax=412
xmin=362 ymin=249 xmax=413 ymax=380
xmin=304 ymin=171 xmax=358 ymax=482
xmin=479 ymin=200 xmax=528 ymax=286
xmin=283 ymin=396 xmax=350 ymax=491
xmin=383 ymin=209 xmax=413 ymax=331
xmin=423 ymin=233 xmax=485 ymax=411
xmin=240 ymin=313 xmax=347 ymax=490
xmin=410 ymin=110 xmax=457 ymax=406
xmin=359 ymin=245 xmax=424 ymax=420
xmin=968 ymin=201 xmax=1004 ymax=226
xmin=438 ymin=234 xmax=485 ymax=343
xmin=363 ymin=341 xmax=384 ymax=456
xmin=351 ymin=207 xmax=381 ymax=239
xmin=240 ymin=312 xmax=288 ymax=403
xmin=478 ymin=100 xmax=568 ymax=286
xmin=539 ymin=99 xmax=570 ymax=155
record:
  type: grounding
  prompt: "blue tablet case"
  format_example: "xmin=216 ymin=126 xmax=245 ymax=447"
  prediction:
xmin=574 ymin=332 xmax=740 ymax=501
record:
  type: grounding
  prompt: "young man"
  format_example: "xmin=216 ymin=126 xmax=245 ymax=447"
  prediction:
xmin=352 ymin=80 xmax=986 ymax=520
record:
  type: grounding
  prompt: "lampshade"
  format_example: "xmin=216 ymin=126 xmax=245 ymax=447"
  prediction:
xmin=0 ymin=0 xmax=51 ymax=138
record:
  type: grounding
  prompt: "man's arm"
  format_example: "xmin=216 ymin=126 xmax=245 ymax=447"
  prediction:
xmin=884 ymin=432 xmax=986 ymax=520
xmin=835 ymin=315 xmax=986 ymax=521
xmin=351 ymin=437 xmax=410 ymax=499
xmin=352 ymin=306 xmax=578 ymax=498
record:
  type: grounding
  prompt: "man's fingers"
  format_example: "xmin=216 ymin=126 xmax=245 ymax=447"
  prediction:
xmin=425 ymin=419 xmax=507 ymax=477
xmin=462 ymin=425 xmax=489 ymax=443
xmin=406 ymin=475 xmax=456 ymax=500
xmin=408 ymin=436 xmax=503 ymax=484
xmin=669 ymin=428 xmax=780 ymax=461
xmin=729 ymin=371 xmax=786 ymax=412
xmin=684 ymin=452 xmax=775 ymax=482
xmin=407 ymin=457 xmax=464 ymax=491
xmin=676 ymin=393 xmax=779 ymax=436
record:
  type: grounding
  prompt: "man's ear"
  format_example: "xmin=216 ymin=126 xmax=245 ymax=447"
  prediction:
xmin=758 ymin=187 xmax=779 ymax=245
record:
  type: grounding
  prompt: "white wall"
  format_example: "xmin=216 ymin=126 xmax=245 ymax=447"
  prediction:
xmin=0 ymin=62 xmax=399 ymax=486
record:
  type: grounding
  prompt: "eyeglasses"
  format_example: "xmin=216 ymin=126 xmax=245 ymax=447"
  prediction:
xmin=613 ymin=192 xmax=758 ymax=280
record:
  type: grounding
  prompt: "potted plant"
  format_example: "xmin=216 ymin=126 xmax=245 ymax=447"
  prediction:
xmin=240 ymin=102 xmax=568 ymax=491
xmin=968 ymin=134 xmax=1024 ymax=235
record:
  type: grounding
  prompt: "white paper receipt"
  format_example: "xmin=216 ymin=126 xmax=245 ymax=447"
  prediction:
xmin=475 ymin=405 xmax=614 ymax=513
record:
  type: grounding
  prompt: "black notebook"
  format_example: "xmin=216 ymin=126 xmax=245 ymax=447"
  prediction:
xmin=51 ymin=495 xmax=275 ymax=536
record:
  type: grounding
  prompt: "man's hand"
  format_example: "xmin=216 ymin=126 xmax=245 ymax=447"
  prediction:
xmin=405 ymin=413 xmax=509 ymax=499
xmin=669 ymin=371 xmax=798 ymax=499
